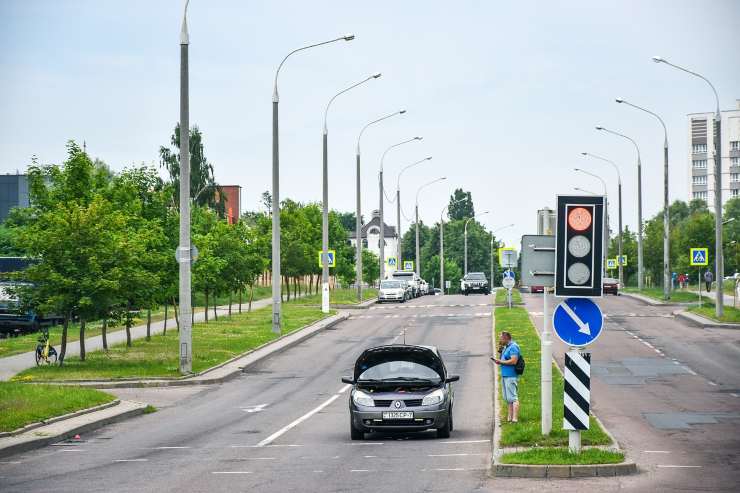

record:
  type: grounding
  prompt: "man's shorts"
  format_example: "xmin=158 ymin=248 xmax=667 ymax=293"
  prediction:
xmin=502 ymin=376 xmax=519 ymax=403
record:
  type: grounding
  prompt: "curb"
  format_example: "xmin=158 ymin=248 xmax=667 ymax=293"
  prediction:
xmin=0 ymin=400 xmax=147 ymax=459
xmin=32 ymin=312 xmax=350 ymax=389
xmin=621 ymin=292 xmax=694 ymax=307
xmin=0 ymin=399 xmax=121 ymax=438
xmin=332 ymin=298 xmax=378 ymax=310
xmin=674 ymin=310 xmax=740 ymax=329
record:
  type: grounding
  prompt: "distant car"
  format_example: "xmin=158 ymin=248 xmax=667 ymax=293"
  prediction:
xmin=392 ymin=271 xmax=421 ymax=298
xmin=460 ymin=272 xmax=490 ymax=295
xmin=433 ymin=288 xmax=442 ymax=296
xmin=341 ymin=344 xmax=459 ymax=440
xmin=378 ymin=280 xmax=409 ymax=303
xmin=529 ymin=285 xmax=544 ymax=294
xmin=419 ymin=279 xmax=429 ymax=296
xmin=603 ymin=277 xmax=620 ymax=295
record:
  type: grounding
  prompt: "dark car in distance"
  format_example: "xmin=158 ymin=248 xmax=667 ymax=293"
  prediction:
xmin=341 ymin=345 xmax=459 ymax=440
xmin=603 ymin=277 xmax=620 ymax=295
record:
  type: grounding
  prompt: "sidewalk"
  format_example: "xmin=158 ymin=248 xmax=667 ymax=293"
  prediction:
xmin=687 ymin=288 xmax=737 ymax=307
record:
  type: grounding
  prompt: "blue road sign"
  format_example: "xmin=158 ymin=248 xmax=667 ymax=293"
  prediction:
xmin=387 ymin=257 xmax=397 ymax=267
xmin=503 ymin=270 xmax=515 ymax=280
xmin=690 ymin=248 xmax=708 ymax=266
xmin=552 ymin=298 xmax=604 ymax=347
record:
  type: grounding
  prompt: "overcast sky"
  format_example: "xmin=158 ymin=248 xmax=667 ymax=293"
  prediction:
xmin=1 ymin=0 xmax=739 ymax=249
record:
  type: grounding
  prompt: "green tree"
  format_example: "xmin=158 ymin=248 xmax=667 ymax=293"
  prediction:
xmin=362 ymin=249 xmax=380 ymax=287
xmin=447 ymin=189 xmax=474 ymax=221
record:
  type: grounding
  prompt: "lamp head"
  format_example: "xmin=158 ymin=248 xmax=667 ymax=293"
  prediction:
xmin=440 ymin=176 xmax=447 ymax=180
xmin=399 ymin=110 xmax=407 ymax=114
xmin=426 ymin=156 xmax=433 ymax=160
xmin=615 ymin=98 xmax=625 ymax=104
xmin=581 ymin=152 xmax=588 ymax=156
xmin=652 ymin=55 xmax=665 ymax=63
xmin=371 ymin=72 xmax=382 ymax=79
xmin=574 ymin=167 xmax=581 ymax=172
xmin=414 ymin=136 xmax=423 ymax=141
xmin=595 ymin=125 xmax=604 ymax=130
xmin=343 ymin=34 xmax=355 ymax=41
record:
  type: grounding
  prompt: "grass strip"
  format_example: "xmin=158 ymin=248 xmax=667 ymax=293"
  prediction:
xmin=0 ymin=382 xmax=115 ymax=432
xmin=13 ymin=304 xmax=332 ymax=381
xmin=500 ymin=447 xmax=624 ymax=465
xmin=622 ymin=287 xmax=699 ymax=303
xmin=295 ymin=288 xmax=378 ymax=306
xmin=495 ymin=288 xmax=522 ymax=305
xmin=494 ymin=306 xmax=611 ymax=447
xmin=687 ymin=303 xmax=740 ymax=323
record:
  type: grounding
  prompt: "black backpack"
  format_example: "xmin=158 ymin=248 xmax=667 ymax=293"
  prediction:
xmin=514 ymin=354 xmax=525 ymax=375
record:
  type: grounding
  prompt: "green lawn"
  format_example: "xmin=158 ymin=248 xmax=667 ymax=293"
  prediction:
xmin=500 ymin=447 xmax=624 ymax=465
xmin=495 ymin=288 xmax=522 ymax=305
xmin=13 ymin=304 xmax=332 ymax=381
xmin=688 ymin=303 xmax=740 ymax=323
xmin=295 ymin=288 xmax=378 ymax=306
xmin=494 ymin=307 xmax=611 ymax=447
xmin=623 ymin=287 xmax=699 ymax=303
xmin=0 ymin=382 xmax=115 ymax=432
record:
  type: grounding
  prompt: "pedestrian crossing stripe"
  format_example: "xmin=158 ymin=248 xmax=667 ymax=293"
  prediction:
xmin=689 ymin=248 xmax=708 ymax=266
xmin=563 ymin=351 xmax=590 ymax=431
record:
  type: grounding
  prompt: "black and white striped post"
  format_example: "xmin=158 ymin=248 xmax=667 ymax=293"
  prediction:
xmin=564 ymin=350 xmax=591 ymax=453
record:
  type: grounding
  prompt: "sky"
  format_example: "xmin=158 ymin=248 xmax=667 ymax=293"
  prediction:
xmin=1 ymin=0 xmax=739 ymax=250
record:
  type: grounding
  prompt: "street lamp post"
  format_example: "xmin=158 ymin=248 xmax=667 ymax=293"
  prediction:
xmin=440 ymin=197 xmax=466 ymax=295
xmin=271 ymin=34 xmax=354 ymax=333
xmin=397 ymin=157 xmax=433 ymax=267
xmin=582 ymin=152 xmax=623 ymax=286
xmin=652 ymin=56 xmax=724 ymax=317
xmin=355 ymin=111 xmax=406 ymax=302
xmin=596 ymin=126 xmax=644 ymax=290
xmin=321 ymin=73 xmax=382 ymax=313
xmin=379 ymin=137 xmax=423 ymax=280
xmin=464 ymin=211 xmax=490 ymax=275
xmin=178 ymin=0 xmax=192 ymax=374
xmin=414 ymin=177 xmax=446 ymax=277
xmin=616 ymin=97 xmax=670 ymax=300
xmin=575 ymin=168 xmax=609 ymax=277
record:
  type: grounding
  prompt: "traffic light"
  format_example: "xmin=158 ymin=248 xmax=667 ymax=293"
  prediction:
xmin=555 ymin=195 xmax=605 ymax=297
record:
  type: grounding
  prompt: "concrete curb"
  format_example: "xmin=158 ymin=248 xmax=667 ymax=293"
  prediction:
xmin=675 ymin=309 xmax=740 ymax=329
xmin=0 ymin=399 xmax=148 ymax=459
xmin=332 ymin=298 xmax=378 ymax=310
xmin=621 ymin=291 xmax=695 ymax=307
xmin=0 ymin=399 xmax=121 ymax=438
xmin=33 ymin=312 xmax=350 ymax=389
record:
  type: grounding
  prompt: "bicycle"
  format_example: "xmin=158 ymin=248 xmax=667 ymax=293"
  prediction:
xmin=35 ymin=328 xmax=58 ymax=366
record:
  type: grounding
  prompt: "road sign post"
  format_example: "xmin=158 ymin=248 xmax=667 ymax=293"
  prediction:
xmin=318 ymin=250 xmax=336 ymax=313
xmin=502 ymin=274 xmax=515 ymax=308
xmin=690 ymin=248 xmax=709 ymax=306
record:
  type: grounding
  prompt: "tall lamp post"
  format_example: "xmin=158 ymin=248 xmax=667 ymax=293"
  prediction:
xmin=178 ymin=0 xmax=192 ymax=374
xmin=440 ymin=197 xmax=467 ymax=295
xmin=355 ymin=110 xmax=406 ymax=302
xmin=464 ymin=211 xmax=490 ymax=275
xmin=582 ymin=152 xmax=623 ymax=286
xmin=616 ymin=97 xmax=670 ymax=300
xmin=490 ymin=224 xmax=515 ymax=287
xmin=271 ymin=34 xmax=354 ymax=334
xmin=575 ymin=168 xmax=609 ymax=277
xmin=379 ymin=137 xmax=423 ymax=280
xmin=596 ymin=126 xmax=644 ymax=290
xmin=652 ymin=56 xmax=724 ymax=317
xmin=397 ymin=157 xmax=433 ymax=265
xmin=321 ymin=73 xmax=382 ymax=313
xmin=414 ymin=177 xmax=446 ymax=277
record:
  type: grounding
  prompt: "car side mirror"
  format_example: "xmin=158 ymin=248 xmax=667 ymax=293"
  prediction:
xmin=341 ymin=376 xmax=355 ymax=385
xmin=445 ymin=375 xmax=460 ymax=383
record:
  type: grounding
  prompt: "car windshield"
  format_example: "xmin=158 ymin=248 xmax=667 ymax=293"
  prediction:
xmin=380 ymin=281 xmax=402 ymax=289
xmin=466 ymin=273 xmax=486 ymax=280
xmin=358 ymin=361 xmax=441 ymax=383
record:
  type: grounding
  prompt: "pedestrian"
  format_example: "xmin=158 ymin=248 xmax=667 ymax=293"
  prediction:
xmin=684 ymin=273 xmax=690 ymax=289
xmin=704 ymin=269 xmax=713 ymax=292
xmin=493 ymin=331 xmax=520 ymax=423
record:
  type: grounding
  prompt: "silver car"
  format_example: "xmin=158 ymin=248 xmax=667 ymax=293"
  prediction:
xmin=341 ymin=345 xmax=459 ymax=440
xmin=378 ymin=279 xmax=409 ymax=303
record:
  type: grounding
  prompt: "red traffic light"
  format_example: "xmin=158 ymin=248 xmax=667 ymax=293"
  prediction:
xmin=567 ymin=207 xmax=592 ymax=231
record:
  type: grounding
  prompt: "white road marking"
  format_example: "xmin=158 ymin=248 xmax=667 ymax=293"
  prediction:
xmin=212 ymin=471 xmax=252 ymax=474
xmin=61 ymin=449 xmax=86 ymax=452
xmin=685 ymin=368 xmax=698 ymax=376
xmin=113 ymin=459 xmax=148 ymax=462
xmin=430 ymin=468 xmax=466 ymax=471
xmin=351 ymin=469 xmax=372 ymax=472
xmin=440 ymin=439 xmax=490 ymax=444
xmin=427 ymin=453 xmax=485 ymax=457
xmin=708 ymin=381 xmax=718 ymax=386
xmin=731 ymin=393 xmax=739 ymax=398
xmin=0 ymin=461 xmax=22 ymax=464
xmin=364 ymin=455 xmax=377 ymax=458
xmin=656 ymin=465 xmax=702 ymax=468
xmin=242 ymin=457 xmax=276 ymax=460
xmin=154 ymin=446 xmax=191 ymax=449
xmin=351 ymin=442 xmax=384 ymax=446
xmin=644 ymin=450 xmax=671 ymax=453
xmin=313 ymin=470 xmax=324 ymax=473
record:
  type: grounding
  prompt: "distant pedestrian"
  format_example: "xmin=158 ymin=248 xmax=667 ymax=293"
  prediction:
xmin=493 ymin=331 xmax=520 ymax=423
xmin=704 ymin=269 xmax=713 ymax=292
xmin=684 ymin=273 xmax=690 ymax=289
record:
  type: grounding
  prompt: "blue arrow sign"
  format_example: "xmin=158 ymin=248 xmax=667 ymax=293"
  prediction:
xmin=552 ymin=298 xmax=604 ymax=347
xmin=503 ymin=270 xmax=515 ymax=280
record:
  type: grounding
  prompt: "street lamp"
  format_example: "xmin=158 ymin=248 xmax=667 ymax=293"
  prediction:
xmin=574 ymin=168 xmax=609 ymax=277
xmin=354 ymin=110 xmax=406 ymax=302
xmin=574 ymin=187 xmax=598 ymax=195
xmin=440 ymin=197 xmax=467 ymax=295
xmin=595 ymin=125 xmax=644 ymax=290
xmin=616 ymin=97 xmax=670 ymax=300
xmin=397 ymin=157 xmax=433 ymax=265
xmin=379 ymin=137 xmax=423 ymax=280
xmin=177 ymin=0 xmax=192 ymax=374
xmin=490 ymin=224 xmax=514 ymax=288
xmin=582 ymin=151 xmax=623 ymax=286
xmin=652 ymin=56 xmax=725 ymax=317
xmin=320 ymin=73 xmax=382 ymax=313
xmin=464 ymin=211 xmax=490 ymax=275
xmin=414 ymin=177 xmax=446 ymax=277
xmin=271 ymin=34 xmax=354 ymax=334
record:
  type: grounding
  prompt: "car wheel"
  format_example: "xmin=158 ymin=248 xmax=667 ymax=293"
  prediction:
xmin=437 ymin=407 xmax=452 ymax=438
xmin=350 ymin=419 xmax=364 ymax=440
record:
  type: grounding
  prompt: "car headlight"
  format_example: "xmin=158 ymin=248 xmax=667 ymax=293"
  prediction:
xmin=421 ymin=389 xmax=445 ymax=406
xmin=352 ymin=390 xmax=374 ymax=407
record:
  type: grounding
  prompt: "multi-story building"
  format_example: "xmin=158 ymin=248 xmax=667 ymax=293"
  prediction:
xmin=0 ymin=174 xmax=29 ymax=223
xmin=688 ymin=100 xmax=740 ymax=210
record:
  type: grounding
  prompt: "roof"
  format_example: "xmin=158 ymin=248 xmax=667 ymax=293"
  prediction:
xmin=348 ymin=215 xmax=397 ymax=239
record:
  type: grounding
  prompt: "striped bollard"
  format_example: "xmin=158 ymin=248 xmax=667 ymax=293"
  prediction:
xmin=564 ymin=350 xmax=590 ymax=453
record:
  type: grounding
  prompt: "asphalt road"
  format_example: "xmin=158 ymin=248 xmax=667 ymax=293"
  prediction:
xmin=0 ymin=294 xmax=496 ymax=493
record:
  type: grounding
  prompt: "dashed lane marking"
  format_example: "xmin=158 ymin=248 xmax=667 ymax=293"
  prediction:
xmin=440 ymin=440 xmax=490 ymax=444
xmin=154 ymin=446 xmax=191 ymax=450
xmin=656 ymin=465 xmax=702 ymax=468
xmin=113 ymin=459 xmax=148 ymax=463
xmin=427 ymin=453 xmax=486 ymax=457
xmin=212 ymin=471 xmax=252 ymax=475
xmin=644 ymin=450 xmax=671 ymax=453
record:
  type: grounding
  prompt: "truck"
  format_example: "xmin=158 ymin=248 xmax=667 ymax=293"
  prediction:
xmin=392 ymin=270 xmax=421 ymax=298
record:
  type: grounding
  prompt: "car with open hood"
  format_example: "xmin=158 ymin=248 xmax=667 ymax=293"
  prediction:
xmin=341 ymin=344 xmax=459 ymax=440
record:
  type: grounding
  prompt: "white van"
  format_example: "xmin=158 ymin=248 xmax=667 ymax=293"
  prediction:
xmin=392 ymin=271 xmax=420 ymax=298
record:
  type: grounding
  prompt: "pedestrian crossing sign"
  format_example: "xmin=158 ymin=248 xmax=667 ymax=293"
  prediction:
xmin=318 ymin=250 xmax=336 ymax=268
xmin=387 ymin=257 xmax=397 ymax=268
xmin=403 ymin=260 xmax=414 ymax=271
xmin=690 ymin=248 xmax=708 ymax=266
xmin=606 ymin=258 xmax=617 ymax=270
xmin=617 ymin=255 xmax=627 ymax=266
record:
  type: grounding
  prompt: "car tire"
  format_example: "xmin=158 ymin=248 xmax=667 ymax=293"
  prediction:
xmin=437 ymin=407 xmax=452 ymax=438
xmin=350 ymin=420 xmax=364 ymax=440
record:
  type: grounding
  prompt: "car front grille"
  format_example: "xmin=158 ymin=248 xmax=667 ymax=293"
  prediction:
xmin=373 ymin=400 xmax=393 ymax=407
xmin=403 ymin=399 xmax=423 ymax=407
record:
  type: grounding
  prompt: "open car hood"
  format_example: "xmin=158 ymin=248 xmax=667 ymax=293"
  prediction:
xmin=353 ymin=344 xmax=446 ymax=382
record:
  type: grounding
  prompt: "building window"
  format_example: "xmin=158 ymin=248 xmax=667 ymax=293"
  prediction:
xmin=732 ymin=157 xmax=740 ymax=167
xmin=692 ymin=175 xmax=707 ymax=185
xmin=733 ymin=174 xmax=740 ymax=183
xmin=692 ymin=159 xmax=707 ymax=169
xmin=731 ymin=141 xmax=740 ymax=151
xmin=693 ymin=191 xmax=708 ymax=200
xmin=733 ymin=189 xmax=740 ymax=198
xmin=692 ymin=144 xmax=707 ymax=154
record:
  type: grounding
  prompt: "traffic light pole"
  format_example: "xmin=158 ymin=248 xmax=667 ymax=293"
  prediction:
xmin=541 ymin=288 xmax=552 ymax=434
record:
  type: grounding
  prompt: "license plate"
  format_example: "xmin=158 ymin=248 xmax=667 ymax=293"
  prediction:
xmin=382 ymin=411 xmax=413 ymax=420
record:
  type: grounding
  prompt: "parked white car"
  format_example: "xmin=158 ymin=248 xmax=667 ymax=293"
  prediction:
xmin=419 ymin=279 xmax=429 ymax=296
xmin=378 ymin=280 xmax=409 ymax=303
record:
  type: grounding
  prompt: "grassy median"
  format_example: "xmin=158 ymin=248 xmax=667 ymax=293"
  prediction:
xmin=13 ymin=304 xmax=332 ymax=381
xmin=688 ymin=302 xmax=740 ymax=323
xmin=494 ymin=306 xmax=611 ymax=448
xmin=495 ymin=288 xmax=522 ymax=305
xmin=500 ymin=447 xmax=624 ymax=465
xmin=0 ymin=382 xmax=115 ymax=432
xmin=622 ymin=287 xmax=698 ymax=303
xmin=297 ymin=288 xmax=378 ymax=306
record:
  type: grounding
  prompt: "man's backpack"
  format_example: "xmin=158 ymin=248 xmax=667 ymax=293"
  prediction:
xmin=514 ymin=354 xmax=525 ymax=375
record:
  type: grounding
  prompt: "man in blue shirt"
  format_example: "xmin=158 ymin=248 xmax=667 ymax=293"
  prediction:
xmin=493 ymin=331 xmax=520 ymax=423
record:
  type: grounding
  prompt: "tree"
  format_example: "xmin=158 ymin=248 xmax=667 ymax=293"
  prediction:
xmin=400 ymin=221 xmax=431 ymax=266
xmin=447 ymin=189 xmax=474 ymax=221
xmin=362 ymin=249 xmax=380 ymax=287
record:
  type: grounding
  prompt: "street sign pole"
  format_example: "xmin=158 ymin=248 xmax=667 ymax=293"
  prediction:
xmin=541 ymin=288 xmax=552 ymax=435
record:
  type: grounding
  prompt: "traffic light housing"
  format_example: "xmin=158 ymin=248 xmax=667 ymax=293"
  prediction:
xmin=555 ymin=195 xmax=605 ymax=297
